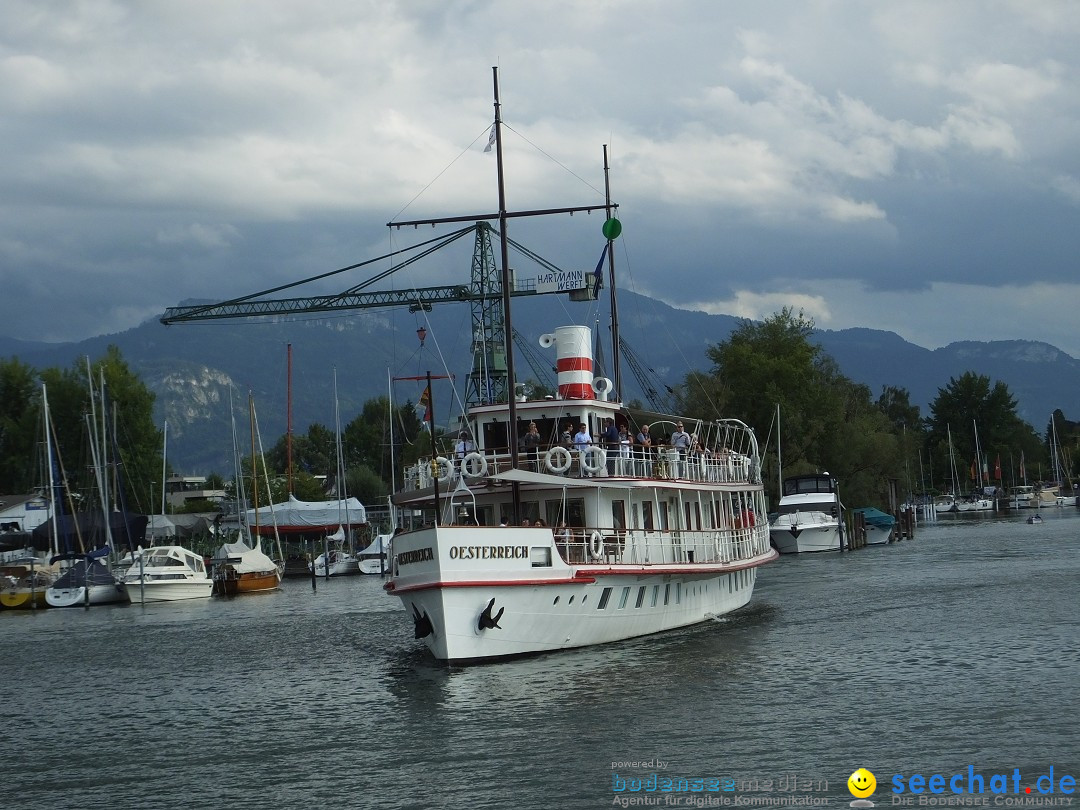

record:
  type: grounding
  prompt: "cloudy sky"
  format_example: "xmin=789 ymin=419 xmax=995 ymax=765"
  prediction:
xmin=3 ymin=1 xmax=1079 ymax=356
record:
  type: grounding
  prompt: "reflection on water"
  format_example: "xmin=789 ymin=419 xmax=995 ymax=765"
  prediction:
xmin=1 ymin=511 xmax=1078 ymax=809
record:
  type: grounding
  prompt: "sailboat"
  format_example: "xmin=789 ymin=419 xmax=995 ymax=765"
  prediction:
xmin=212 ymin=393 xmax=284 ymax=596
xmin=1039 ymin=414 xmax=1071 ymax=507
xmin=47 ymin=370 xmax=143 ymax=607
xmin=956 ymin=421 xmax=993 ymax=512
xmin=311 ymin=368 xmax=363 ymax=577
xmin=934 ymin=426 xmax=961 ymax=514
xmin=4 ymin=384 xmax=62 ymax=610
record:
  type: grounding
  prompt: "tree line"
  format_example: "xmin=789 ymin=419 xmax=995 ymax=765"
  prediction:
xmin=674 ymin=308 xmax=1073 ymax=509
xmin=2 ymin=317 xmax=1075 ymax=516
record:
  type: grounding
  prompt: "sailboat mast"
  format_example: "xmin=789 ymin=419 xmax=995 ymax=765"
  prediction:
xmin=249 ymin=393 xmax=260 ymax=538
xmin=42 ymin=384 xmax=60 ymax=560
xmin=776 ymin=403 xmax=783 ymax=492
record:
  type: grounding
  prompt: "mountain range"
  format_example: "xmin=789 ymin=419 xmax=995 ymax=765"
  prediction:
xmin=3 ymin=289 xmax=1076 ymax=475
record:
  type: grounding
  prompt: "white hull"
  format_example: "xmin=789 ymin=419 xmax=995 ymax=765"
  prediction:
xmin=862 ymin=529 xmax=892 ymax=545
xmin=769 ymin=522 xmax=842 ymax=553
xmin=934 ymin=496 xmax=957 ymax=513
xmin=358 ymin=558 xmax=387 ymax=575
xmin=117 ymin=546 xmax=213 ymax=602
xmin=956 ymin=497 xmax=993 ymax=512
xmin=45 ymin=583 xmax=127 ymax=607
xmin=119 ymin=579 xmax=214 ymax=602
xmin=312 ymin=555 xmax=360 ymax=577
xmin=387 ymin=524 xmax=775 ymax=664
xmin=407 ymin=571 xmax=757 ymax=662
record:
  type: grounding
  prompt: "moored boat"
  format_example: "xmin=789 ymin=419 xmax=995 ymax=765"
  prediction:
xmin=769 ymin=474 xmax=843 ymax=554
xmin=311 ymin=548 xmax=360 ymax=577
xmin=45 ymin=552 xmax=127 ymax=607
xmin=850 ymin=506 xmax=895 ymax=545
xmin=358 ymin=533 xmax=391 ymax=575
xmin=212 ymin=539 xmax=283 ymax=596
xmin=0 ymin=558 xmax=57 ymax=609
xmin=118 ymin=546 xmax=213 ymax=602
xmin=933 ymin=494 xmax=958 ymax=514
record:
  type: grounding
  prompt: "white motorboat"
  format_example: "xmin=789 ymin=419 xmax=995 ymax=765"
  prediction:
xmin=769 ymin=474 xmax=843 ymax=553
xmin=1009 ymin=485 xmax=1037 ymax=510
xmin=118 ymin=546 xmax=213 ymax=602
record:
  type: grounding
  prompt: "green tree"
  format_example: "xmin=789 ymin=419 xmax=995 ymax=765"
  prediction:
xmin=34 ymin=348 xmax=160 ymax=515
xmin=0 ymin=357 xmax=41 ymax=493
xmin=682 ymin=307 xmax=907 ymax=508
xmin=925 ymin=372 xmax=1041 ymax=488
xmin=877 ymin=386 xmax=922 ymax=433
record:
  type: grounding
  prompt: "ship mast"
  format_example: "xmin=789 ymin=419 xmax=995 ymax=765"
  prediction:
xmin=387 ymin=66 xmax=613 ymax=522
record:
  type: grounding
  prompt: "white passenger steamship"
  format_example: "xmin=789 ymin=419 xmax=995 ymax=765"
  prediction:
xmin=382 ymin=69 xmax=777 ymax=663
xmin=385 ymin=326 xmax=777 ymax=663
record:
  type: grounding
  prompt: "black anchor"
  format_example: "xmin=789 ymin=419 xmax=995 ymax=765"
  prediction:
xmin=412 ymin=604 xmax=434 ymax=639
xmin=477 ymin=597 xmax=504 ymax=631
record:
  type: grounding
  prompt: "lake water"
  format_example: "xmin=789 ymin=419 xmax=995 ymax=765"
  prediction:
xmin=2 ymin=509 xmax=1077 ymax=809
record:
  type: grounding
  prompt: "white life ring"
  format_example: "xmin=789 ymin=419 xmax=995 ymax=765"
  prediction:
xmin=545 ymin=446 xmax=572 ymax=474
xmin=433 ymin=456 xmax=454 ymax=483
xmin=589 ymin=530 xmax=605 ymax=561
xmin=582 ymin=446 xmax=607 ymax=473
xmin=461 ymin=452 xmax=488 ymax=479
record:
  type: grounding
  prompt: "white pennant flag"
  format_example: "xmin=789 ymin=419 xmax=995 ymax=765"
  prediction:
xmin=483 ymin=122 xmax=496 ymax=153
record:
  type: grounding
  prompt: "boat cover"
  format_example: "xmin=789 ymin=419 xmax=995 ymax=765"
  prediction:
xmin=245 ymin=494 xmax=366 ymax=534
xmin=357 ymin=534 xmax=391 ymax=556
xmin=50 ymin=558 xmax=118 ymax=588
xmin=212 ymin=540 xmax=277 ymax=574
xmin=33 ymin=511 xmax=149 ymax=554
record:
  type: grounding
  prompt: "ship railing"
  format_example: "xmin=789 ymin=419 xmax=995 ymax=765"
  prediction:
xmin=554 ymin=524 xmax=771 ymax=566
xmin=401 ymin=446 xmax=758 ymax=491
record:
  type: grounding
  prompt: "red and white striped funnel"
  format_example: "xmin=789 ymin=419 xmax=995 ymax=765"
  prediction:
xmin=539 ymin=325 xmax=594 ymax=400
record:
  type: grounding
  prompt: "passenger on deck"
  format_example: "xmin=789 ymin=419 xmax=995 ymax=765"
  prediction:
xmin=522 ymin=422 xmax=541 ymax=471
xmin=573 ymin=422 xmax=593 ymax=478
xmin=602 ymin=417 xmax=620 ymax=475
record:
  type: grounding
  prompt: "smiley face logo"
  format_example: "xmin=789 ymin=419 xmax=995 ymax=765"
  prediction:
xmin=848 ymin=768 xmax=877 ymax=798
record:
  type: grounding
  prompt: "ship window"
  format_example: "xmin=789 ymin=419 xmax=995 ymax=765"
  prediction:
xmin=675 ymin=582 xmax=681 ymax=604
xmin=553 ymin=595 xmax=560 ymax=605
xmin=728 ymin=575 xmax=733 ymax=594
xmin=618 ymin=586 xmax=630 ymax=609
xmin=651 ymin=585 xmax=659 ymax=607
xmin=530 ymin=547 xmax=551 ymax=567
xmin=598 ymin=587 xmax=612 ymax=609
xmin=635 ymin=586 xmax=646 ymax=608
xmin=664 ymin=584 xmax=670 ymax=605
xmin=611 ymin=500 xmax=626 ymax=534
xmin=642 ymin=502 xmax=654 ymax=531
